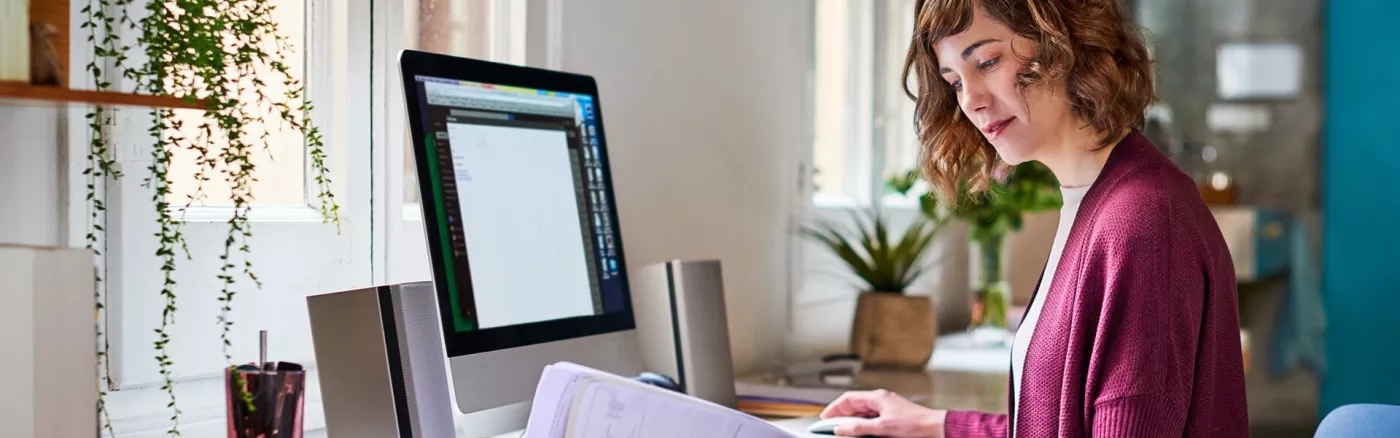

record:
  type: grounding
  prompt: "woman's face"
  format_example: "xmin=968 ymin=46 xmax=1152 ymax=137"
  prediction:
xmin=933 ymin=6 xmax=1073 ymax=165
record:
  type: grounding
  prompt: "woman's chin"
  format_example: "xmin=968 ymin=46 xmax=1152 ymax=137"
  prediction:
xmin=991 ymin=143 xmax=1033 ymax=166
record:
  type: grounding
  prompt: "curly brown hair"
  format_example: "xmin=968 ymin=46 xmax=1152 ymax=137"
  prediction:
xmin=903 ymin=0 xmax=1155 ymax=199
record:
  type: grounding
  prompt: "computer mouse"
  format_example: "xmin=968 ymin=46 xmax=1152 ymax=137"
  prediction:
xmin=806 ymin=416 xmax=869 ymax=436
xmin=632 ymin=371 xmax=682 ymax=392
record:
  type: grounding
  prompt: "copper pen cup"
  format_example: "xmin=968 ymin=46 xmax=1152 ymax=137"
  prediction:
xmin=225 ymin=365 xmax=306 ymax=438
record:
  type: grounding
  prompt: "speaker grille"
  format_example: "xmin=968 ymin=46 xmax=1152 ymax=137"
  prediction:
xmin=390 ymin=282 xmax=456 ymax=437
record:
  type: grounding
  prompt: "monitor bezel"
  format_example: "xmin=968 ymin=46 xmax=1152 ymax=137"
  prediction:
xmin=398 ymin=49 xmax=636 ymax=358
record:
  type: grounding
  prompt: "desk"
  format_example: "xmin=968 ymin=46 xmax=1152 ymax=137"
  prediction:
xmin=737 ymin=367 xmax=1008 ymax=417
xmin=927 ymin=330 xmax=1013 ymax=374
xmin=483 ymin=364 xmax=1008 ymax=437
xmin=471 ymin=375 xmax=1004 ymax=437
xmin=738 ymin=365 xmax=1008 ymax=437
xmin=737 ymin=332 xmax=1011 ymax=420
xmin=477 ymin=332 xmax=1011 ymax=437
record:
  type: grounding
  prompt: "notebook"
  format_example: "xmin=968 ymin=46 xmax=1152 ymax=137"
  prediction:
xmin=523 ymin=361 xmax=805 ymax=438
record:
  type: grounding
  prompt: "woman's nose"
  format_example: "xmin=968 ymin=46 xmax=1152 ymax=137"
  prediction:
xmin=960 ymin=78 xmax=990 ymax=113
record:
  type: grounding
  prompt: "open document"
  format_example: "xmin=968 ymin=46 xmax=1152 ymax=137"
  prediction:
xmin=524 ymin=362 xmax=804 ymax=438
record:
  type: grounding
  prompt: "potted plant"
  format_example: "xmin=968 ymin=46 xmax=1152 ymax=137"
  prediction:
xmin=803 ymin=207 xmax=945 ymax=368
xmin=889 ymin=162 xmax=1061 ymax=332
xmin=81 ymin=0 xmax=338 ymax=433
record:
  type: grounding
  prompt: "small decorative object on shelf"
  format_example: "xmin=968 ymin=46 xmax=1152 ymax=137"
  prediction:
xmin=28 ymin=22 xmax=61 ymax=86
xmin=0 ymin=0 xmax=29 ymax=82
xmin=225 ymin=330 xmax=307 ymax=438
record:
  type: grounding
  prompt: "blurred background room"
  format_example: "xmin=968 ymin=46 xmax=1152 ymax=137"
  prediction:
xmin=1 ymin=0 xmax=1396 ymax=436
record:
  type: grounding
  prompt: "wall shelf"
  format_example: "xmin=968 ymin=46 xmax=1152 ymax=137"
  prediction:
xmin=0 ymin=83 xmax=206 ymax=110
xmin=3 ymin=0 xmax=204 ymax=111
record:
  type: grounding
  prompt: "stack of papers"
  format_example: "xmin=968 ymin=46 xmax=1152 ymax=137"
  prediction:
xmin=734 ymin=381 xmax=846 ymax=406
xmin=524 ymin=362 xmax=804 ymax=438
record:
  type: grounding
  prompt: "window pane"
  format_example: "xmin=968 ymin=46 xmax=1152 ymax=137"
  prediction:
xmin=812 ymin=0 xmax=872 ymax=205
xmin=812 ymin=0 xmax=849 ymax=202
xmin=403 ymin=0 xmax=527 ymax=204
xmin=164 ymin=0 xmax=308 ymax=208
xmin=880 ymin=0 xmax=921 ymax=193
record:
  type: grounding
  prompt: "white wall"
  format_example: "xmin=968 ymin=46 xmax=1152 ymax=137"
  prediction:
xmin=0 ymin=107 xmax=63 ymax=248
xmin=554 ymin=0 xmax=810 ymax=375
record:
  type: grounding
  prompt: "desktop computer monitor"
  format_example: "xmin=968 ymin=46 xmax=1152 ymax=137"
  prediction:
xmin=398 ymin=50 xmax=645 ymax=433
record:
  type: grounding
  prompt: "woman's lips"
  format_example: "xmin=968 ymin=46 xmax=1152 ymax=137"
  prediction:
xmin=984 ymin=117 xmax=1015 ymax=140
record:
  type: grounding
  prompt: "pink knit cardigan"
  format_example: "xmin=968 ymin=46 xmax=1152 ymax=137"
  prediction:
xmin=943 ymin=131 xmax=1249 ymax=437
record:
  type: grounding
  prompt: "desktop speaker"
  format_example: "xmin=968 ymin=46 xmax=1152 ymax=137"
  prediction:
xmin=630 ymin=259 xmax=739 ymax=408
xmin=306 ymin=282 xmax=455 ymax=438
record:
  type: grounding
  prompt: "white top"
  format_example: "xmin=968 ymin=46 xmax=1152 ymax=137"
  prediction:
xmin=1010 ymin=183 xmax=1093 ymax=436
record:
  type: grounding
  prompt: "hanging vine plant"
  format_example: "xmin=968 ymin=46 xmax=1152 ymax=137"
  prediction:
xmin=81 ymin=0 xmax=340 ymax=434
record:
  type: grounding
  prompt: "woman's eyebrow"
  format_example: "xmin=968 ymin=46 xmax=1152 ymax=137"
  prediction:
xmin=961 ymin=38 xmax=1001 ymax=60
xmin=938 ymin=38 xmax=1001 ymax=74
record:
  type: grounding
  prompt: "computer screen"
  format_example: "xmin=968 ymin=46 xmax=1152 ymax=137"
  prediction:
xmin=405 ymin=69 xmax=635 ymax=357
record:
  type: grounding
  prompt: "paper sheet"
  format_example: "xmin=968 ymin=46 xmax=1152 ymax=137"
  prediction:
xmin=525 ymin=362 xmax=802 ymax=438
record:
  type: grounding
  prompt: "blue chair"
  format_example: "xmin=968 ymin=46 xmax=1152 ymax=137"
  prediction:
xmin=1315 ymin=403 xmax=1400 ymax=437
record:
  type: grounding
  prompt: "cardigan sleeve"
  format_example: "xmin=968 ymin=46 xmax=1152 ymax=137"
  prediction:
xmin=942 ymin=410 xmax=1007 ymax=438
xmin=1092 ymin=393 xmax=1191 ymax=436
xmin=1085 ymin=194 xmax=1199 ymax=435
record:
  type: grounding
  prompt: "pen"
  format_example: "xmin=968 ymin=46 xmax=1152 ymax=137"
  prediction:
xmin=261 ymin=329 xmax=271 ymax=371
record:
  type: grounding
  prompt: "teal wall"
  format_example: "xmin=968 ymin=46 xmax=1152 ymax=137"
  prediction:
xmin=1321 ymin=0 xmax=1400 ymax=415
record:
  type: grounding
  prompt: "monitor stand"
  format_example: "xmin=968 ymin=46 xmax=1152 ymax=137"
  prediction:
xmin=448 ymin=329 xmax=646 ymax=436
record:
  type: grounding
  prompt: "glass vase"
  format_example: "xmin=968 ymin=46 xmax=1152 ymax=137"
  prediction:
xmin=970 ymin=233 xmax=1010 ymax=334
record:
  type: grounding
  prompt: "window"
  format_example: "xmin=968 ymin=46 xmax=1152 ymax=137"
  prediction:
xmin=810 ymin=0 xmax=923 ymax=208
xmin=386 ymin=0 xmax=532 ymax=287
xmin=402 ymin=0 xmax=528 ymax=208
xmin=791 ymin=0 xmax=931 ymax=355
xmin=163 ymin=0 xmax=309 ymax=208
xmin=98 ymin=0 xmax=533 ymax=434
xmin=100 ymin=0 xmax=372 ymax=436
xmin=97 ymin=0 xmax=535 ymax=432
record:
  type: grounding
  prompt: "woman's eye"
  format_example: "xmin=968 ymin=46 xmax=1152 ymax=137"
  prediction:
xmin=952 ymin=80 xmax=963 ymax=91
xmin=979 ymin=58 xmax=999 ymax=70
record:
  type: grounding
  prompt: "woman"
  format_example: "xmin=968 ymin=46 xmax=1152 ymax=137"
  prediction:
xmin=818 ymin=0 xmax=1248 ymax=437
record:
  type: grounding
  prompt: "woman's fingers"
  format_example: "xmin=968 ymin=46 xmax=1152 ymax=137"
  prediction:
xmin=834 ymin=417 xmax=890 ymax=436
xmin=819 ymin=390 xmax=882 ymax=419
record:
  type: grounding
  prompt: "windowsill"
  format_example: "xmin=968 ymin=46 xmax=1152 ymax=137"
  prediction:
xmin=811 ymin=193 xmax=862 ymax=209
xmin=169 ymin=205 xmax=332 ymax=223
xmin=105 ymin=368 xmax=326 ymax=437
xmin=809 ymin=193 xmax=922 ymax=211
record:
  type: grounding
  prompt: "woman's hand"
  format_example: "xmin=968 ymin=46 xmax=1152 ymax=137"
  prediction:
xmin=819 ymin=389 xmax=947 ymax=437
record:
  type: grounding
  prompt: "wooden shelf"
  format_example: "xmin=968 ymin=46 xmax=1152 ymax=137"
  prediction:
xmin=4 ymin=1 xmax=203 ymax=111
xmin=0 ymin=83 xmax=207 ymax=110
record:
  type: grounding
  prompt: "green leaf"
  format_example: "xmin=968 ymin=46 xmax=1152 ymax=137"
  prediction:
xmin=803 ymin=206 xmax=945 ymax=293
